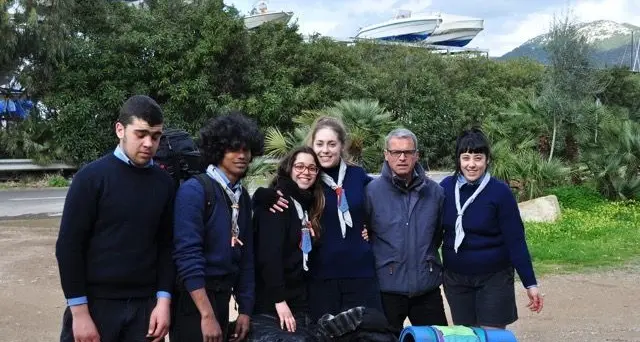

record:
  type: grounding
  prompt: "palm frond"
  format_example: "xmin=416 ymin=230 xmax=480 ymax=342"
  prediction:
xmin=264 ymin=127 xmax=293 ymax=158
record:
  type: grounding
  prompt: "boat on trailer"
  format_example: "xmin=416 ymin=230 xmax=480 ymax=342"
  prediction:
xmin=243 ymin=1 xmax=293 ymax=30
xmin=355 ymin=10 xmax=442 ymax=43
xmin=423 ymin=13 xmax=484 ymax=47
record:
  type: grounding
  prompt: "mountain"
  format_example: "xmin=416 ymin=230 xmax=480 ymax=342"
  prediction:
xmin=499 ymin=20 xmax=640 ymax=68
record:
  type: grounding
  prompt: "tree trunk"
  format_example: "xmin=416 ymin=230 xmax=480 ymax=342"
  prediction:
xmin=594 ymin=110 xmax=598 ymax=144
xmin=564 ymin=131 xmax=578 ymax=163
xmin=538 ymin=134 xmax=551 ymax=158
xmin=548 ymin=116 xmax=558 ymax=162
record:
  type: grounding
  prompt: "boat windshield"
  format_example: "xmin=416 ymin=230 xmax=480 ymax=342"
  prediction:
xmin=250 ymin=1 xmax=268 ymax=14
xmin=394 ymin=9 xmax=411 ymax=19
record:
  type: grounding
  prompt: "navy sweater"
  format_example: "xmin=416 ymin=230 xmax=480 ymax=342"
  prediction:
xmin=309 ymin=164 xmax=376 ymax=280
xmin=173 ymin=177 xmax=255 ymax=315
xmin=55 ymin=153 xmax=175 ymax=300
xmin=440 ymin=176 xmax=537 ymax=288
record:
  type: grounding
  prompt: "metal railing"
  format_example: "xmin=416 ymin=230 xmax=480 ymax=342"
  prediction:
xmin=0 ymin=158 xmax=453 ymax=178
xmin=0 ymin=159 xmax=77 ymax=172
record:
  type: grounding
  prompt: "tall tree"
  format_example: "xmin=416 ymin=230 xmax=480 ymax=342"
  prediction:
xmin=543 ymin=12 xmax=605 ymax=162
xmin=1 ymin=0 xmax=19 ymax=84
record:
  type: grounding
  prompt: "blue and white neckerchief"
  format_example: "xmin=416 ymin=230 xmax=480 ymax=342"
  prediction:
xmin=207 ymin=165 xmax=243 ymax=247
xmin=320 ymin=159 xmax=352 ymax=238
xmin=454 ymin=172 xmax=491 ymax=253
xmin=292 ymin=198 xmax=313 ymax=271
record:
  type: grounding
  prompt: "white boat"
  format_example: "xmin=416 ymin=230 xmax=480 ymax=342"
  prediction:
xmin=243 ymin=1 xmax=293 ymax=30
xmin=355 ymin=10 xmax=442 ymax=42
xmin=423 ymin=14 xmax=484 ymax=47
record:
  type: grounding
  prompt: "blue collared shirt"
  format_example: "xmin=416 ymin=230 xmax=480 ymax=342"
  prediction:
xmin=113 ymin=145 xmax=154 ymax=168
xmin=66 ymin=147 xmax=169 ymax=307
xmin=456 ymin=172 xmax=487 ymax=186
xmin=209 ymin=165 xmax=241 ymax=192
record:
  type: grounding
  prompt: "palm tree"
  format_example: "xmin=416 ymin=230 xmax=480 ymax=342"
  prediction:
xmin=583 ymin=119 xmax=640 ymax=200
xmin=483 ymin=117 xmax=571 ymax=201
xmin=265 ymin=99 xmax=398 ymax=172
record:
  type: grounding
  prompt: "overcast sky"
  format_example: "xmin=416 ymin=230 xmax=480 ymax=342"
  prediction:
xmin=228 ymin=0 xmax=640 ymax=56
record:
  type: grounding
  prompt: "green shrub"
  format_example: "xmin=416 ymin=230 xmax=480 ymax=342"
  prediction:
xmin=489 ymin=136 xmax=570 ymax=201
xmin=47 ymin=174 xmax=70 ymax=188
xmin=546 ymin=185 xmax=606 ymax=210
xmin=582 ymin=119 xmax=640 ymax=201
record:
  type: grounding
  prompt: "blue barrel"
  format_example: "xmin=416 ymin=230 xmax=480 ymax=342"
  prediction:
xmin=399 ymin=325 xmax=518 ymax=342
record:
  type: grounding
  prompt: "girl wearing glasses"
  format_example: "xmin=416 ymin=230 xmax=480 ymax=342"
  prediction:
xmin=251 ymin=146 xmax=325 ymax=336
xmin=257 ymin=116 xmax=382 ymax=322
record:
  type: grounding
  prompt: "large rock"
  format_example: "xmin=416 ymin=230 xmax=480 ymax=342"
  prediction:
xmin=518 ymin=195 xmax=561 ymax=223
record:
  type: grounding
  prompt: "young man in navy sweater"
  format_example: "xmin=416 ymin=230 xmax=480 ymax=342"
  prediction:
xmin=55 ymin=95 xmax=175 ymax=342
xmin=171 ymin=112 xmax=264 ymax=342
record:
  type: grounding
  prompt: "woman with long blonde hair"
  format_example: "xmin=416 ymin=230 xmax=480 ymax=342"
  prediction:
xmin=259 ymin=116 xmax=382 ymax=321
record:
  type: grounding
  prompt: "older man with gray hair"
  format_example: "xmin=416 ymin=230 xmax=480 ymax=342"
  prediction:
xmin=364 ymin=128 xmax=447 ymax=335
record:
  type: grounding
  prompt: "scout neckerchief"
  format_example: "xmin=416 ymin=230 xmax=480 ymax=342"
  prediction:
xmin=207 ymin=165 xmax=243 ymax=247
xmin=454 ymin=172 xmax=491 ymax=253
xmin=320 ymin=159 xmax=352 ymax=238
xmin=291 ymin=198 xmax=313 ymax=271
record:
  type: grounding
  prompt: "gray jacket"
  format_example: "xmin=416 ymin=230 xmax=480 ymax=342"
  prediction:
xmin=365 ymin=162 xmax=444 ymax=297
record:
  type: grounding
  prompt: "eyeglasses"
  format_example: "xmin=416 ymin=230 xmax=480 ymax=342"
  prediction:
xmin=293 ymin=163 xmax=319 ymax=174
xmin=386 ymin=149 xmax=417 ymax=158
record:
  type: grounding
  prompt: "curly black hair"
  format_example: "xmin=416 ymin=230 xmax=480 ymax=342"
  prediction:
xmin=197 ymin=110 xmax=265 ymax=166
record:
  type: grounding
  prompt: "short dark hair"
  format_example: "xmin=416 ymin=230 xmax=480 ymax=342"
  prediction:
xmin=454 ymin=128 xmax=491 ymax=176
xmin=117 ymin=95 xmax=164 ymax=127
xmin=198 ymin=110 xmax=265 ymax=166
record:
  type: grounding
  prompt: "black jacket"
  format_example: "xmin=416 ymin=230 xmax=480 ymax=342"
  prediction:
xmin=253 ymin=177 xmax=314 ymax=316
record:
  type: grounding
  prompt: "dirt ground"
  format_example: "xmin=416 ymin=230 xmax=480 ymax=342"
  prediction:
xmin=0 ymin=218 xmax=639 ymax=342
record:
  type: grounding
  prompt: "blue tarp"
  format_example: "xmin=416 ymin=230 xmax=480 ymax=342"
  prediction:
xmin=1 ymin=98 xmax=31 ymax=119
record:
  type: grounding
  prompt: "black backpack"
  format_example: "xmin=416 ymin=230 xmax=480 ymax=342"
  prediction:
xmin=192 ymin=173 xmax=216 ymax=223
xmin=154 ymin=128 xmax=216 ymax=220
xmin=154 ymin=128 xmax=204 ymax=188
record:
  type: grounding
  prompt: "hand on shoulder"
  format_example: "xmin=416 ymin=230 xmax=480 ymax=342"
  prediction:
xmin=252 ymin=187 xmax=278 ymax=206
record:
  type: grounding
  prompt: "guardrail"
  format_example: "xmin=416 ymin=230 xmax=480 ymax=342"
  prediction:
xmin=0 ymin=159 xmax=77 ymax=172
xmin=0 ymin=158 xmax=453 ymax=177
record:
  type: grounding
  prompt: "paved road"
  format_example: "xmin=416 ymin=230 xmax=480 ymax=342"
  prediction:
xmin=0 ymin=171 xmax=451 ymax=218
xmin=0 ymin=188 xmax=68 ymax=218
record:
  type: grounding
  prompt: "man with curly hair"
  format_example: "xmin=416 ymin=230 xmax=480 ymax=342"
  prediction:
xmin=171 ymin=111 xmax=264 ymax=342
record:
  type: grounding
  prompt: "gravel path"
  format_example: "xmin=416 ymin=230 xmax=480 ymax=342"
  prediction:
xmin=0 ymin=218 xmax=638 ymax=342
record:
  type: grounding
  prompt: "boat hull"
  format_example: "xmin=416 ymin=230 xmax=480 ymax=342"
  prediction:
xmin=356 ymin=17 xmax=441 ymax=42
xmin=244 ymin=11 xmax=293 ymax=29
xmin=423 ymin=18 xmax=483 ymax=47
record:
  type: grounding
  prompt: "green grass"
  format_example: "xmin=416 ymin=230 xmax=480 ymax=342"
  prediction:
xmin=46 ymin=174 xmax=70 ymax=187
xmin=0 ymin=173 xmax=70 ymax=189
xmin=526 ymin=199 xmax=640 ymax=274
